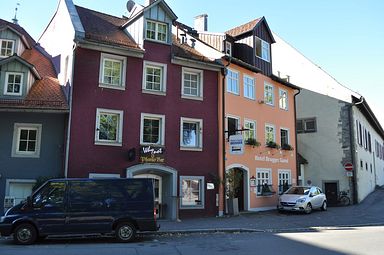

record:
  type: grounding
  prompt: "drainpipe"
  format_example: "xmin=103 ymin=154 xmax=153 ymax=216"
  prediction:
xmin=350 ymin=96 xmax=364 ymax=204
xmin=221 ymin=58 xmax=231 ymax=216
xmin=64 ymin=42 xmax=78 ymax=178
xmin=293 ymin=88 xmax=301 ymax=185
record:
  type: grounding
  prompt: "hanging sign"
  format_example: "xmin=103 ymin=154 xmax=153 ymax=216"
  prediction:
xmin=229 ymin=134 xmax=244 ymax=155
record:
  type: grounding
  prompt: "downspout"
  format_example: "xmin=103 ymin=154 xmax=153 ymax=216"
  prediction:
xmin=293 ymin=88 xmax=301 ymax=185
xmin=350 ymin=96 xmax=364 ymax=204
xmin=221 ymin=58 xmax=231 ymax=215
xmin=64 ymin=42 xmax=78 ymax=178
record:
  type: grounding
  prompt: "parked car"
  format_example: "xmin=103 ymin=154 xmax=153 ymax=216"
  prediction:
xmin=0 ymin=178 xmax=159 ymax=244
xmin=277 ymin=186 xmax=327 ymax=214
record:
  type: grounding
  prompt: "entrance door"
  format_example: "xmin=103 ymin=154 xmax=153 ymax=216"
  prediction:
xmin=135 ymin=174 xmax=162 ymax=218
xmin=324 ymin=182 xmax=338 ymax=206
xmin=233 ymin=168 xmax=244 ymax=211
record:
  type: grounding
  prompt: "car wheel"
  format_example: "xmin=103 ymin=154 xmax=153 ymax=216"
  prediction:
xmin=116 ymin=222 xmax=136 ymax=242
xmin=321 ymin=201 xmax=327 ymax=211
xmin=14 ymin=223 xmax=37 ymax=245
xmin=304 ymin=203 xmax=312 ymax=214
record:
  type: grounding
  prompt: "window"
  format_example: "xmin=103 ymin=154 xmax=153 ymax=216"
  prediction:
xmin=141 ymin=113 xmax=165 ymax=145
xmin=244 ymin=120 xmax=256 ymax=141
xmin=4 ymin=72 xmax=23 ymax=96
xmin=146 ymin=20 xmax=168 ymax=43
xmin=265 ymin=124 xmax=275 ymax=143
xmin=180 ymin=176 xmax=204 ymax=209
xmin=12 ymin=123 xmax=42 ymax=158
xmin=0 ymin=39 xmax=14 ymax=57
xmin=143 ymin=61 xmax=167 ymax=94
xmin=280 ymin=128 xmax=289 ymax=146
xmin=95 ymin=108 xmax=123 ymax=146
xmin=264 ymin=83 xmax=274 ymax=106
xmin=226 ymin=69 xmax=239 ymax=95
xmin=368 ymin=132 xmax=372 ymax=152
xmin=225 ymin=41 xmax=232 ymax=56
xmin=180 ymin=117 xmax=203 ymax=150
xmin=243 ymin=75 xmax=255 ymax=100
xmin=256 ymin=168 xmax=272 ymax=195
xmin=99 ymin=53 xmax=126 ymax=89
xmin=279 ymin=89 xmax=288 ymax=110
xmin=32 ymin=181 xmax=65 ymax=210
xmin=182 ymin=67 xmax=203 ymax=99
xmin=227 ymin=116 xmax=240 ymax=137
xmin=297 ymin=118 xmax=317 ymax=133
xmin=278 ymin=170 xmax=291 ymax=194
xmin=255 ymin=37 xmax=270 ymax=62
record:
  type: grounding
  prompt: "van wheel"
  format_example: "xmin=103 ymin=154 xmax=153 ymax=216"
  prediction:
xmin=14 ymin=223 xmax=37 ymax=245
xmin=116 ymin=223 xmax=136 ymax=242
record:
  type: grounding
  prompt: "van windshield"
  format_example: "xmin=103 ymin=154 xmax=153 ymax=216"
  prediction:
xmin=285 ymin=187 xmax=310 ymax=195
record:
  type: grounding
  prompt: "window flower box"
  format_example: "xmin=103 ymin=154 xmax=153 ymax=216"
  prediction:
xmin=266 ymin=141 xmax=280 ymax=149
xmin=245 ymin=138 xmax=261 ymax=147
xmin=281 ymin=143 xmax=294 ymax=151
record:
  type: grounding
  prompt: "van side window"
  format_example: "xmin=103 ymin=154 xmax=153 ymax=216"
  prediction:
xmin=121 ymin=180 xmax=152 ymax=201
xmin=69 ymin=181 xmax=109 ymax=212
xmin=33 ymin=181 xmax=65 ymax=209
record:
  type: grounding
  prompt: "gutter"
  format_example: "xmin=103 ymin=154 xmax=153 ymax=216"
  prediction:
xmin=293 ymin=88 xmax=301 ymax=185
xmin=349 ymin=103 xmax=358 ymax=204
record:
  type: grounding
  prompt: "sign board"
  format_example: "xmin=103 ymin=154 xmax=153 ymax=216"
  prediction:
xmin=344 ymin=163 xmax=353 ymax=171
xmin=139 ymin=146 xmax=165 ymax=163
xmin=207 ymin=183 xmax=215 ymax=190
xmin=229 ymin=134 xmax=244 ymax=155
xmin=346 ymin=171 xmax=353 ymax=177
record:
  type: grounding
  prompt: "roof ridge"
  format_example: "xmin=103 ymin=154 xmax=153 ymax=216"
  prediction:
xmin=75 ymin=5 xmax=127 ymax=22
xmin=225 ymin=17 xmax=262 ymax=35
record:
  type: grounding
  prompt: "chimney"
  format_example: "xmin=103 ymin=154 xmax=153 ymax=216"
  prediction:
xmin=144 ymin=0 xmax=156 ymax=6
xmin=194 ymin=14 xmax=208 ymax=32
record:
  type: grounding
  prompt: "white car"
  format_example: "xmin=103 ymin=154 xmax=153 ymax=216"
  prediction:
xmin=277 ymin=186 xmax=327 ymax=214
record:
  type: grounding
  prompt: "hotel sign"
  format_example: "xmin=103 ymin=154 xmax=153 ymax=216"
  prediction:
xmin=229 ymin=134 xmax=244 ymax=155
xmin=139 ymin=146 xmax=165 ymax=163
xmin=255 ymin=155 xmax=289 ymax=164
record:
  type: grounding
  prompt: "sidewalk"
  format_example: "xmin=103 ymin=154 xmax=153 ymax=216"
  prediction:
xmin=151 ymin=188 xmax=384 ymax=235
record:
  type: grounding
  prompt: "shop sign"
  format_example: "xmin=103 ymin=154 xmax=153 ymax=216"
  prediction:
xmin=255 ymin=155 xmax=289 ymax=164
xmin=139 ymin=146 xmax=165 ymax=163
xmin=229 ymin=134 xmax=244 ymax=155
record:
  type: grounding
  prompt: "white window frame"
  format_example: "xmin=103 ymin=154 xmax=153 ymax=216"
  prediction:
xmin=278 ymin=169 xmax=291 ymax=194
xmin=142 ymin=61 xmax=167 ymax=95
xmin=95 ymin=108 xmax=123 ymax=146
xmin=99 ymin=53 xmax=126 ymax=90
xmin=12 ymin=123 xmax=42 ymax=158
xmin=180 ymin=117 xmax=203 ymax=151
xmin=4 ymin=72 xmax=23 ymax=96
xmin=280 ymin=128 xmax=290 ymax=146
xmin=146 ymin=20 xmax=168 ymax=43
xmin=226 ymin=69 xmax=239 ymax=95
xmin=264 ymin=83 xmax=274 ymax=106
xmin=256 ymin=168 xmax=272 ymax=196
xmin=181 ymin=67 xmax=203 ymax=100
xmin=244 ymin=119 xmax=256 ymax=141
xmin=225 ymin=41 xmax=232 ymax=56
xmin=0 ymin=39 xmax=15 ymax=57
xmin=279 ymin=88 xmax=288 ymax=110
xmin=265 ymin=124 xmax=276 ymax=143
xmin=255 ymin=37 xmax=270 ymax=62
xmin=180 ymin=176 xmax=205 ymax=209
xmin=243 ymin=75 xmax=255 ymax=100
xmin=140 ymin=113 xmax=165 ymax=146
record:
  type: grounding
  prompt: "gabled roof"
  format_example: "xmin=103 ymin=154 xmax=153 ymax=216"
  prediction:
xmin=75 ymin=6 xmax=141 ymax=50
xmin=225 ymin=16 xmax=275 ymax=43
xmin=0 ymin=19 xmax=34 ymax=49
xmin=172 ymin=35 xmax=217 ymax=65
xmin=0 ymin=55 xmax=40 ymax=79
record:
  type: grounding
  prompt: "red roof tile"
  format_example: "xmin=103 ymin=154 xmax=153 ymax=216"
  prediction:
xmin=225 ymin=18 xmax=262 ymax=38
xmin=172 ymin=35 xmax=217 ymax=64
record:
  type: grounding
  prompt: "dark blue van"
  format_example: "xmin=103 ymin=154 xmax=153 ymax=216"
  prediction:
xmin=0 ymin=178 xmax=159 ymax=244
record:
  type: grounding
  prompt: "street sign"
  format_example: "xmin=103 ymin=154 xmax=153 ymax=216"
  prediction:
xmin=229 ymin=134 xmax=244 ymax=155
xmin=344 ymin=163 xmax=353 ymax=171
xmin=346 ymin=171 xmax=353 ymax=177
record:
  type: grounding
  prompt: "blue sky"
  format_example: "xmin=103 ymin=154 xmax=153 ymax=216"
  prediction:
xmin=1 ymin=0 xmax=383 ymax=127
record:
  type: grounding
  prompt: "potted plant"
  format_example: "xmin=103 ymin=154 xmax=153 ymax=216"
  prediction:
xmin=281 ymin=143 xmax=294 ymax=151
xmin=245 ymin=138 xmax=261 ymax=147
xmin=266 ymin=141 xmax=280 ymax=149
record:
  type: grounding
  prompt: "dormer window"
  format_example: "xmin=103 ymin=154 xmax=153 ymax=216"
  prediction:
xmin=0 ymin=39 xmax=14 ymax=57
xmin=255 ymin=37 xmax=270 ymax=62
xmin=4 ymin=72 xmax=23 ymax=96
xmin=146 ymin=20 xmax=168 ymax=43
xmin=225 ymin=41 xmax=232 ymax=56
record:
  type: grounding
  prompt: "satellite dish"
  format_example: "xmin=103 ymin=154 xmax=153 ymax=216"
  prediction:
xmin=126 ymin=0 xmax=135 ymax=13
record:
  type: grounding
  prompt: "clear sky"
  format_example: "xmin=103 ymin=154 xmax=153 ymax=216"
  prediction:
xmin=1 ymin=0 xmax=383 ymax=127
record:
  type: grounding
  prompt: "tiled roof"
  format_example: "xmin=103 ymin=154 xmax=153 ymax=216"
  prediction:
xmin=172 ymin=35 xmax=217 ymax=64
xmin=75 ymin=6 xmax=141 ymax=50
xmin=225 ymin=18 xmax=262 ymax=38
xmin=0 ymin=19 xmax=68 ymax=111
